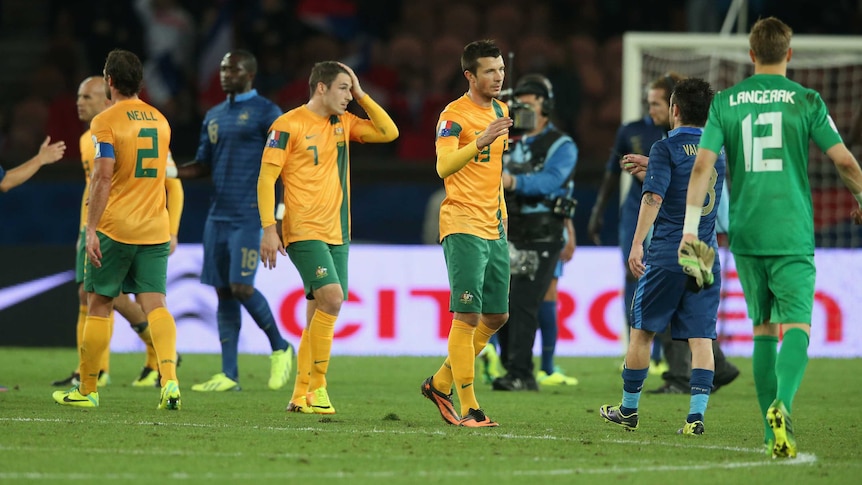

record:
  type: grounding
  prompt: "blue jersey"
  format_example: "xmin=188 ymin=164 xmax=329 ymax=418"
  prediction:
xmin=642 ymin=127 xmax=725 ymax=272
xmin=196 ymin=89 xmax=282 ymax=221
xmin=507 ymin=124 xmax=577 ymax=214
xmin=0 ymin=165 xmax=5 ymax=184
xmin=606 ymin=116 xmax=665 ymax=232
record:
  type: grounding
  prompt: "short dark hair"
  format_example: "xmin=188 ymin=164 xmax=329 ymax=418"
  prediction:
xmin=750 ymin=16 xmax=792 ymax=65
xmin=650 ymin=71 xmax=685 ymax=104
xmin=461 ymin=39 xmax=501 ymax=75
xmin=104 ymin=49 xmax=143 ymax=97
xmin=308 ymin=61 xmax=348 ymax=98
xmin=669 ymin=78 xmax=714 ymax=127
xmin=228 ymin=49 xmax=258 ymax=74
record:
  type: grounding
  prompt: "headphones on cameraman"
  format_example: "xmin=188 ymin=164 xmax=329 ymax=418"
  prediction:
xmin=513 ymin=74 xmax=554 ymax=116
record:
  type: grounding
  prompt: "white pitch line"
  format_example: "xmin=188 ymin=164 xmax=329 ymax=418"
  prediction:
xmin=0 ymin=415 xmax=817 ymax=478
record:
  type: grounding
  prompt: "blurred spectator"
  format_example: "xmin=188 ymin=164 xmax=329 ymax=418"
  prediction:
xmin=276 ymin=35 xmax=343 ymax=111
xmin=134 ymin=0 xmax=195 ymax=120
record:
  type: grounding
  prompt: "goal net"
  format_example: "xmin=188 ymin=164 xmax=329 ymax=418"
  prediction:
xmin=622 ymin=33 xmax=862 ymax=248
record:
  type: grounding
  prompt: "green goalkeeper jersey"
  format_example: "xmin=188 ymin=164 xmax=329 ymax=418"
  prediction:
xmin=699 ymin=73 xmax=844 ymax=256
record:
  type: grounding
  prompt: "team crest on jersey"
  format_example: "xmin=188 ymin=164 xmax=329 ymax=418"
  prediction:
xmin=238 ymin=111 xmax=250 ymax=125
xmin=315 ymin=266 xmax=328 ymax=279
xmin=334 ymin=126 xmax=344 ymax=135
xmin=208 ymin=120 xmax=219 ymax=144
xmin=459 ymin=291 xmax=474 ymax=305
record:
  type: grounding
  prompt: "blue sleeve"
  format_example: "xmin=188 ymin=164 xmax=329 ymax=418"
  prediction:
xmin=642 ymin=141 xmax=671 ymax=199
xmin=605 ymin=124 xmax=628 ymax=174
xmin=514 ymin=137 xmax=577 ymax=197
xmin=195 ymin=116 xmax=212 ymax=166
xmin=266 ymin=103 xmax=283 ymax=128
xmin=0 ymin=165 xmax=5 ymax=183
xmin=715 ymin=178 xmax=730 ymax=234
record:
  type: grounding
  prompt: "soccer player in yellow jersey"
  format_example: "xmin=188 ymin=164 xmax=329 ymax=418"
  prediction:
xmin=52 ymin=76 xmax=185 ymax=390
xmin=258 ymin=61 xmax=398 ymax=414
xmin=420 ymin=39 xmax=513 ymax=427
xmin=53 ymin=49 xmax=181 ymax=410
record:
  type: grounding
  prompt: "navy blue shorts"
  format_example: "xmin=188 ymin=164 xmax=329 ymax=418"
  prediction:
xmin=201 ymin=219 xmax=263 ymax=288
xmin=630 ymin=265 xmax=720 ymax=339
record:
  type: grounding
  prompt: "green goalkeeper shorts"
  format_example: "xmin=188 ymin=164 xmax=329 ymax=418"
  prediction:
xmin=733 ymin=253 xmax=814 ymax=326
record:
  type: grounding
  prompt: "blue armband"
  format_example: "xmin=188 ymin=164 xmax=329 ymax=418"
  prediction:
xmin=94 ymin=142 xmax=115 ymax=159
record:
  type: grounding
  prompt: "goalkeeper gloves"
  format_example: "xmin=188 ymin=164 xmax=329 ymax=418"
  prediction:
xmin=678 ymin=239 xmax=715 ymax=291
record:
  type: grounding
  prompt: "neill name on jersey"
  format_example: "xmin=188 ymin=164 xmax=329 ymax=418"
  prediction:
xmin=126 ymin=110 xmax=159 ymax=121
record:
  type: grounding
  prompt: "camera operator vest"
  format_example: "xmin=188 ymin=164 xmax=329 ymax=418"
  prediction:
xmin=504 ymin=127 xmax=573 ymax=244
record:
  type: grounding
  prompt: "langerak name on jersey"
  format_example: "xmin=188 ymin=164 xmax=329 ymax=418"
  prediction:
xmin=729 ymin=89 xmax=796 ymax=106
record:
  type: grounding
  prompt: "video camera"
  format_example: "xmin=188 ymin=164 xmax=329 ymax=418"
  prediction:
xmin=509 ymin=243 xmax=539 ymax=280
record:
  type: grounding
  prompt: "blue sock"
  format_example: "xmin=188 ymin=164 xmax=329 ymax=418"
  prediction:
xmin=621 ymin=366 xmax=648 ymax=414
xmin=687 ymin=368 xmax=714 ymax=422
xmin=240 ymin=289 xmax=288 ymax=352
xmin=217 ymin=298 xmax=242 ymax=381
xmin=538 ymin=300 xmax=557 ymax=375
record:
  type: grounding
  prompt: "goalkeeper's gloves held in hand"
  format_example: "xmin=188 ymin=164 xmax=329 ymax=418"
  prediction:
xmin=678 ymin=239 xmax=715 ymax=290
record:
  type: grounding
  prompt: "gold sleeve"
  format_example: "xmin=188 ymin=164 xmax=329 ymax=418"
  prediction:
xmin=258 ymin=162 xmax=281 ymax=228
xmin=436 ymin=143 xmax=479 ymax=179
xmin=354 ymin=95 xmax=399 ymax=143
xmin=164 ymin=177 xmax=184 ymax=235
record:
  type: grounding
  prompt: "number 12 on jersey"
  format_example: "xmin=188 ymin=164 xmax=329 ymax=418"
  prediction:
xmin=741 ymin=112 xmax=783 ymax=172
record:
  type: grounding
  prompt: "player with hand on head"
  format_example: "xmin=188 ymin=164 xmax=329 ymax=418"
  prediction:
xmin=258 ymin=60 xmax=398 ymax=414
xmin=52 ymin=49 xmax=181 ymax=410
xmin=420 ymin=39 xmax=512 ymax=426
xmin=170 ymin=50 xmax=295 ymax=393
xmin=601 ymin=77 xmax=724 ymax=435
xmin=680 ymin=17 xmax=862 ymax=457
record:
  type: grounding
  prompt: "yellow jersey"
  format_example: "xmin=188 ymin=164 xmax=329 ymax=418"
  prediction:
xmin=89 ymin=98 xmax=171 ymax=245
xmin=79 ymin=130 xmax=94 ymax=231
xmin=261 ymin=104 xmax=383 ymax=245
xmin=435 ymin=94 xmax=509 ymax=241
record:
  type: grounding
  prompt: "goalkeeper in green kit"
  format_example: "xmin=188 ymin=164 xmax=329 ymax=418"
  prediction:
xmin=680 ymin=16 xmax=862 ymax=459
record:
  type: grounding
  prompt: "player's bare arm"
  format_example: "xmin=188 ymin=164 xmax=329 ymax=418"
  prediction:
xmin=85 ymin=156 xmax=115 ymax=268
xmin=825 ymin=143 xmax=862 ymax=226
xmin=629 ymin=191 xmax=662 ymax=278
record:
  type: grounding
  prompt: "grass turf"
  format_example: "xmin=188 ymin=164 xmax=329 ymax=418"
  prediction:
xmin=0 ymin=348 xmax=859 ymax=484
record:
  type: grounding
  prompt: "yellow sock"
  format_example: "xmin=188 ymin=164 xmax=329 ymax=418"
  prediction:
xmin=74 ymin=305 xmax=87 ymax=374
xmin=99 ymin=311 xmax=115 ymax=373
xmin=80 ymin=315 xmax=111 ymax=395
xmin=308 ymin=309 xmax=337 ymax=391
xmin=134 ymin=322 xmax=158 ymax=369
xmin=147 ymin=307 xmax=178 ymax=385
xmin=448 ymin=320 xmax=478 ymax=415
xmin=433 ymin=321 xmax=496 ymax=393
xmin=291 ymin=329 xmax=311 ymax=402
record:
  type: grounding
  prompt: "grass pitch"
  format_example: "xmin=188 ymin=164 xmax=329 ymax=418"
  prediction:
xmin=0 ymin=348 xmax=859 ymax=484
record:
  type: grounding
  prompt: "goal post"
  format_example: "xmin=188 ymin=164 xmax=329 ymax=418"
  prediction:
xmin=621 ymin=32 xmax=862 ymax=247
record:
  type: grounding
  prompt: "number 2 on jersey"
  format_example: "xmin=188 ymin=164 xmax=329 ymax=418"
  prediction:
xmin=136 ymin=128 xmax=159 ymax=178
xmin=741 ymin=112 xmax=783 ymax=172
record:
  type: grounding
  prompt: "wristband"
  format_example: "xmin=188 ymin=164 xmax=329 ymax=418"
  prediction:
xmin=683 ymin=204 xmax=702 ymax=235
xmin=275 ymin=202 xmax=286 ymax=220
xmin=165 ymin=164 xmax=178 ymax=178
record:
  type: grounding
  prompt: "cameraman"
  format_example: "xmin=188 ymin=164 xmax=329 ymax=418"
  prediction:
xmin=494 ymin=74 xmax=577 ymax=391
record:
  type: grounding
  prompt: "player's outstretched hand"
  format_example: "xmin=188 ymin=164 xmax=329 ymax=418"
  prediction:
xmin=621 ymin=154 xmax=648 ymax=176
xmin=38 ymin=136 xmax=66 ymax=165
xmin=260 ymin=225 xmax=286 ymax=270
xmin=477 ymin=117 xmax=513 ymax=149
xmin=678 ymin=236 xmax=715 ymax=290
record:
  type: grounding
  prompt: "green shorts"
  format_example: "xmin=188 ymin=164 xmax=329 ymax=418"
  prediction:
xmin=286 ymin=240 xmax=349 ymax=299
xmin=734 ymin=253 xmax=815 ymax=326
xmin=83 ymin=232 xmax=170 ymax=297
xmin=75 ymin=228 xmax=86 ymax=284
xmin=442 ymin=233 xmax=509 ymax=314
